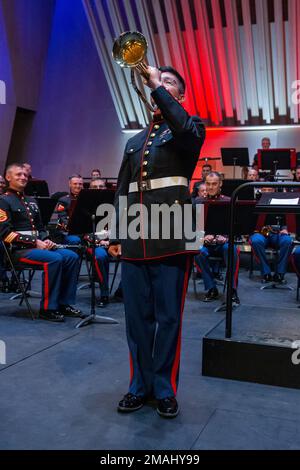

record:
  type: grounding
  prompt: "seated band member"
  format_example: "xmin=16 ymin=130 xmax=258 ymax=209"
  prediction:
xmin=253 ymin=137 xmax=271 ymax=170
xmin=54 ymin=176 xmax=110 ymax=307
xmin=194 ymin=172 xmax=240 ymax=304
xmin=247 ymin=168 xmax=259 ymax=181
xmin=291 ymin=247 xmax=300 ymax=284
xmin=91 ymin=169 xmax=102 ymax=180
xmin=0 ymin=164 xmax=82 ymax=321
xmin=249 ymin=214 xmax=293 ymax=283
xmin=89 ymin=178 xmax=107 ymax=190
xmin=191 ymin=164 xmax=212 ymax=204
xmin=293 ymin=166 xmax=300 ymax=183
xmin=193 ymin=182 xmax=207 ymax=205
xmin=0 ymin=173 xmax=10 ymax=292
xmin=54 ymin=174 xmax=84 ymax=245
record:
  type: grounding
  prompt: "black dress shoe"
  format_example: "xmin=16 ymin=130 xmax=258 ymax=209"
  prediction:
xmin=1 ymin=280 xmax=11 ymax=293
xmin=98 ymin=296 xmax=109 ymax=308
xmin=203 ymin=287 xmax=219 ymax=302
xmin=39 ymin=309 xmax=65 ymax=322
xmin=231 ymin=289 xmax=240 ymax=306
xmin=117 ymin=393 xmax=145 ymax=412
xmin=59 ymin=305 xmax=83 ymax=317
xmin=262 ymin=273 xmax=273 ymax=283
xmin=272 ymin=273 xmax=286 ymax=284
xmin=157 ymin=397 xmax=179 ymax=418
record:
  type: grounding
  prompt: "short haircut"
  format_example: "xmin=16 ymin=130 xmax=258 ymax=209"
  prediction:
xmin=91 ymin=169 xmax=101 ymax=174
xmin=203 ymin=164 xmax=212 ymax=170
xmin=69 ymin=174 xmax=83 ymax=181
xmin=90 ymin=178 xmax=106 ymax=187
xmin=262 ymin=137 xmax=270 ymax=142
xmin=5 ymin=163 xmax=24 ymax=178
xmin=159 ymin=66 xmax=186 ymax=95
xmin=206 ymin=171 xmax=222 ymax=181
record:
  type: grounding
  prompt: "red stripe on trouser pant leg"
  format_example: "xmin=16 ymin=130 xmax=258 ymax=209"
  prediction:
xmin=170 ymin=256 xmax=191 ymax=396
xmin=233 ymin=248 xmax=240 ymax=289
xmin=19 ymin=258 xmax=49 ymax=311
xmin=94 ymin=258 xmax=104 ymax=284
xmin=87 ymin=248 xmax=104 ymax=284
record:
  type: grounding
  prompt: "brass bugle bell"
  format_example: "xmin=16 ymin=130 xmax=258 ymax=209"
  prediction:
xmin=112 ymin=31 xmax=155 ymax=112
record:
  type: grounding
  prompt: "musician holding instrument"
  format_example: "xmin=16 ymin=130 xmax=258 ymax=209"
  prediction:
xmin=249 ymin=213 xmax=293 ymax=283
xmin=194 ymin=172 xmax=240 ymax=304
xmin=108 ymin=32 xmax=205 ymax=418
xmin=54 ymin=175 xmax=110 ymax=308
xmin=0 ymin=164 xmax=83 ymax=321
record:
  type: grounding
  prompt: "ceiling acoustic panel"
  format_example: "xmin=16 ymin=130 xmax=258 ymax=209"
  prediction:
xmin=83 ymin=0 xmax=300 ymax=129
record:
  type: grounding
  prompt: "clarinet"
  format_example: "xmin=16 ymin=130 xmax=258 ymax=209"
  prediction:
xmin=51 ymin=244 xmax=83 ymax=250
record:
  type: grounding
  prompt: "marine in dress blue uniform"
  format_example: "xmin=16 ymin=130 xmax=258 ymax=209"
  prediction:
xmin=109 ymin=66 xmax=205 ymax=418
xmin=193 ymin=172 xmax=240 ymax=304
xmin=0 ymin=164 xmax=81 ymax=322
xmin=54 ymin=185 xmax=110 ymax=306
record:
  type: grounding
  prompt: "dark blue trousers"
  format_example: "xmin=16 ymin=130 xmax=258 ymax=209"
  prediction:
xmin=250 ymin=233 xmax=293 ymax=276
xmin=121 ymin=255 xmax=191 ymax=400
xmin=0 ymin=243 xmax=9 ymax=282
xmin=194 ymin=243 xmax=239 ymax=290
xmin=15 ymin=248 xmax=80 ymax=310
xmin=65 ymin=234 xmax=109 ymax=296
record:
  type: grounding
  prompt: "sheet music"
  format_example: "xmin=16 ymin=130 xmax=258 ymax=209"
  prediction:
xmin=270 ymin=198 xmax=299 ymax=205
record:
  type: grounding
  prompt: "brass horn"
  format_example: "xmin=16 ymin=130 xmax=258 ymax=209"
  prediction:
xmin=112 ymin=31 xmax=155 ymax=112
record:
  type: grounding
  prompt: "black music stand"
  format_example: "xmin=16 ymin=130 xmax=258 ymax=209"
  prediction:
xmin=255 ymin=192 xmax=300 ymax=214
xmin=67 ymin=189 xmax=118 ymax=328
xmin=204 ymin=200 xmax=258 ymax=236
xmin=258 ymin=149 xmax=296 ymax=179
xmin=204 ymin=200 xmax=258 ymax=311
xmin=221 ymin=180 xmax=257 ymax=200
xmin=35 ymin=197 xmax=57 ymax=226
xmin=221 ymin=148 xmax=250 ymax=179
xmin=25 ymin=179 xmax=49 ymax=197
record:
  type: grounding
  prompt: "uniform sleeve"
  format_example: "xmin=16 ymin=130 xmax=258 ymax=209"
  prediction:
xmin=54 ymin=198 xmax=69 ymax=231
xmin=0 ymin=198 xmax=37 ymax=247
xmin=151 ymin=86 xmax=206 ymax=154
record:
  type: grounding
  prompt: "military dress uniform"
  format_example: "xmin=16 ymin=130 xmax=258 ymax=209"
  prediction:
xmin=0 ymin=189 xmax=80 ymax=317
xmin=55 ymin=193 xmax=110 ymax=299
xmin=112 ymin=86 xmax=205 ymax=402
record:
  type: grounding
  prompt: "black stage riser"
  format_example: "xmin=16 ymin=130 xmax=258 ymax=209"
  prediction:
xmin=203 ymin=338 xmax=300 ymax=389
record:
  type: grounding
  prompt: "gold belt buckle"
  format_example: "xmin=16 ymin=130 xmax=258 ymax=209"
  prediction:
xmin=139 ymin=180 xmax=151 ymax=191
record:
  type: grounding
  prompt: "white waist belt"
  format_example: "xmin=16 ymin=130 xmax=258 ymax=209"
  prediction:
xmin=18 ymin=231 xmax=38 ymax=236
xmin=129 ymin=176 xmax=188 ymax=193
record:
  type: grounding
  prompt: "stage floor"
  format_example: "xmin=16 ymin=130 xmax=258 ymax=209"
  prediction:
xmin=1 ymin=268 xmax=300 ymax=450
